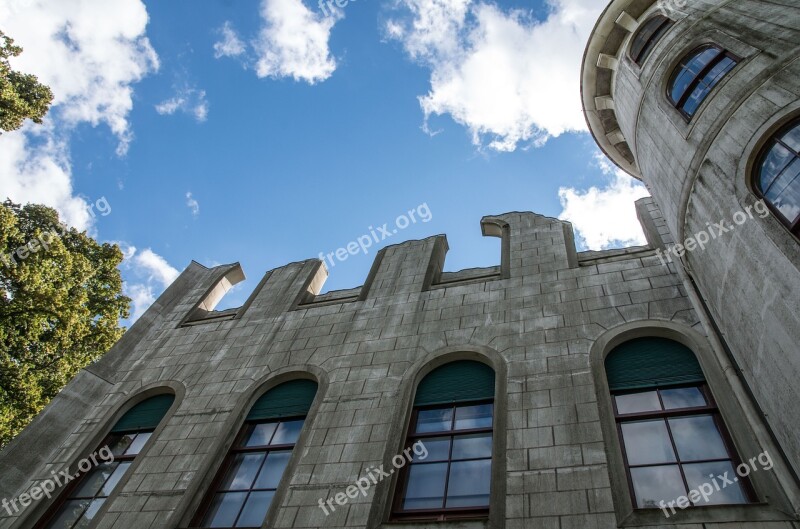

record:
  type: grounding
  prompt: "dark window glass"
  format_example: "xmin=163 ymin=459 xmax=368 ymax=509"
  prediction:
xmin=197 ymin=418 xmax=303 ymax=528
xmin=43 ymin=431 xmax=150 ymax=529
xmin=393 ymin=402 xmax=493 ymax=521
xmin=613 ymin=385 xmax=754 ymax=509
xmin=668 ymin=45 xmax=738 ymax=119
xmin=630 ymin=15 xmax=674 ymax=65
xmin=755 ymin=118 xmax=800 ymax=235
xmin=38 ymin=394 xmax=174 ymax=529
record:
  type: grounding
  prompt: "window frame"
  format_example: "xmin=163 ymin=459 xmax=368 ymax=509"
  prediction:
xmin=753 ymin=116 xmax=800 ymax=236
xmin=667 ymin=44 xmax=739 ymax=121
xmin=629 ymin=15 xmax=674 ymax=66
xmin=612 ymin=383 xmax=756 ymax=510
xmin=190 ymin=415 xmax=306 ymax=529
xmin=33 ymin=428 xmax=156 ymax=529
xmin=391 ymin=399 xmax=494 ymax=522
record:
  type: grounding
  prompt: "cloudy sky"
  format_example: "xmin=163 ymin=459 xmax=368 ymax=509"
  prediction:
xmin=0 ymin=0 xmax=649 ymax=322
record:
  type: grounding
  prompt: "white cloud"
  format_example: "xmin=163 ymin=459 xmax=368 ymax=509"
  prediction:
xmin=386 ymin=0 xmax=602 ymax=151
xmin=186 ymin=192 xmax=200 ymax=217
xmin=0 ymin=127 xmax=94 ymax=229
xmin=214 ymin=21 xmax=246 ymax=59
xmin=558 ymin=156 xmax=651 ymax=250
xmin=254 ymin=0 xmax=339 ymax=83
xmin=213 ymin=0 xmax=340 ymax=84
xmin=155 ymin=88 xmax=209 ymax=122
xmin=120 ymin=245 xmax=180 ymax=321
xmin=0 ymin=0 xmax=158 ymax=229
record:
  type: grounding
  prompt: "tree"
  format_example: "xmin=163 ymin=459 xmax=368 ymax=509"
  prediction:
xmin=0 ymin=30 xmax=53 ymax=133
xmin=0 ymin=200 xmax=130 ymax=447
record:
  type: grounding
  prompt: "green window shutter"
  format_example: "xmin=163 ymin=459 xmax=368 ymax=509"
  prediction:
xmin=414 ymin=361 xmax=495 ymax=407
xmin=247 ymin=379 xmax=318 ymax=421
xmin=112 ymin=394 xmax=175 ymax=433
xmin=605 ymin=338 xmax=706 ymax=392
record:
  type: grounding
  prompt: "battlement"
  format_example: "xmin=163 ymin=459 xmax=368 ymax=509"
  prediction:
xmin=135 ymin=210 xmax=659 ymax=331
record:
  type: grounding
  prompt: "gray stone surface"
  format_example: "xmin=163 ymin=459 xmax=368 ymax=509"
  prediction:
xmin=1 ymin=208 xmax=796 ymax=529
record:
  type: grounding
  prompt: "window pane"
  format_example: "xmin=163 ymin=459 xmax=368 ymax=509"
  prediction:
xmin=683 ymin=461 xmax=748 ymax=505
xmin=412 ymin=437 xmax=450 ymax=462
xmin=204 ymin=492 xmax=247 ymax=528
xmin=72 ymin=463 xmax=118 ymax=498
xmin=253 ymin=451 xmax=291 ymax=489
xmin=445 ymin=460 xmax=491 ymax=508
xmin=760 ymin=143 xmax=794 ymax=192
xmin=47 ymin=499 xmax=90 ymax=529
xmin=101 ymin=461 xmax=131 ymax=497
xmin=402 ymin=462 xmax=448 ymax=510
xmin=244 ymin=422 xmax=278 ymax=447
xmin=764 ymin=159 xmax=800 ymax=223
xmin=271 ymin=419 xmax=304 ymax=445
xmin=72 ymin=498 xmax=105 ymax=529
xmin=416 ymin=408 xmax=453 ymax=433
xmin=621 ymin=420 xmax=676 ymax=465
xmin=781 ymin=123 xmax=800 ymax=152
xmin=615 ymin=391 xmax=661 ymax=414
xmin=454 ymin=404 xmax=493 ymax=430
xmin=669 ymin=415 xmax=729 ymax=461
xmin=125 ymin=431 xmax=152 ymax=455
xmin=681 ymin=56 xmax=736 ymax=117
xmin=671 ymin=47 xmax=720 ymax=102
xmin=452 ymin=433 xmax=492 ymax=460
xmin=220 ymin=453 xmax=265 ymax=490
xmin=236 ymin=490 xmax=275 ymax=527
xmin=630 ymin=465 xmax=687 ymax=508
xmin=661 ymin=387 xmax=706 ymax=410
xmin=107 ymin=434 xmax=137 ymax=456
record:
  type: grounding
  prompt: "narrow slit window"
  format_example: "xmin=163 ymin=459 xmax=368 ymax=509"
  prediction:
xmin=630 ymin=15 xmax=674 ymax=66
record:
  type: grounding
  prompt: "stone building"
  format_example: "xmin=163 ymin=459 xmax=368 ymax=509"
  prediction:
xmin=1 ymin=0 xmax=799 ymax=528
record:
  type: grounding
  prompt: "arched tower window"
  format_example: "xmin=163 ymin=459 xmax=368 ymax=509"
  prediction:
xmin=38 ymin=394 xmax=175 ymax=529
xmin=392 ymin=360 xmax=495 ymax=522
xmin=668 ymin=44 xmax=738 ymax=120
xmin=630 ymin=15 xmax=673 ymax=66
xmin=605 ymin=338 xmax=754 ymax=509
xmin=754 ymin=117 xmax=800 ymax=236
xmin=192 ymin=379 xmax=317 ymax=528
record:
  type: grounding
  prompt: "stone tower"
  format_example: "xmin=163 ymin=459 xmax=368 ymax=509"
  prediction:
xmin=581 ymin=0 xmax=800 ymax=479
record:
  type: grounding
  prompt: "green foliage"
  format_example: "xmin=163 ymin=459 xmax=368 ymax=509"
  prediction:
xmin=0 ymin=200 xmax=130 ymax=447
xmin=0 ymin=30 xmax=54 ymax=132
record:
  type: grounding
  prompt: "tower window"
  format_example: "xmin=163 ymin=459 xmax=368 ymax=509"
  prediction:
xmin=668 ymin=45 xmax=738 ymax=120
xmin=754 ymin=118 xmax=800 ymax=236
xmin=630 ymin=15 xmax=673 ymax=66
xmin=37 ymin=394 xmax=175 ymax=529
xmin=192 ymin=379 xmax=317 ymax=529
xmin=605 ymin=338 xmax=755 ymax=509
xmin=392 ymin=361 xmax=495 ymax=521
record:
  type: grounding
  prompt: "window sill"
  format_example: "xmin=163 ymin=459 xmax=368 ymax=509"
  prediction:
xmin=619 ymin=503 xmax=796 ymax=526
xmin=381 ymin=520 xmax=488 ymax=529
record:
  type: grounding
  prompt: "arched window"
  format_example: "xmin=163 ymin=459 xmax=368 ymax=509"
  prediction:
xmin=605 ymin=338 xmax=754 ymax=509
xmin=392 ymin=361 xmax=495 ymax=522
xmin=668 ymin=44 xmax=738 ymax=120
xmin=754 ymin=117 xmax=800 ymax=235
xmin=192 ymin=379 xmax=317 ymax=528
xmin=630 ymin=15 xmax=673 ymax=66
xmin=38 ymin=394 xmax=175 ymax=529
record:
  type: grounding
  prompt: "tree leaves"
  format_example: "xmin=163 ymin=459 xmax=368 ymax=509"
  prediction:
xmin=0 ymin=30 xmax=54 ymax=133
xmin=0 ymin=200 xmax=130 ymax=447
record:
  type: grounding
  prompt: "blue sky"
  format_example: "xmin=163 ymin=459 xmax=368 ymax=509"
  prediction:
xmin=0 ymin=0 xmax=649 ymax=322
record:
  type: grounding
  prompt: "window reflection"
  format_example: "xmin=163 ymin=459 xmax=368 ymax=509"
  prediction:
xmin=200 ymin=419 xmax=304 ymax=528
xmin=669 ymin=45 xmax=738 ymax=119
xmin=613 ymin=385 xmax=751 ymax=509
xmin=756 ymin=118 xmax=800 ymax=234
